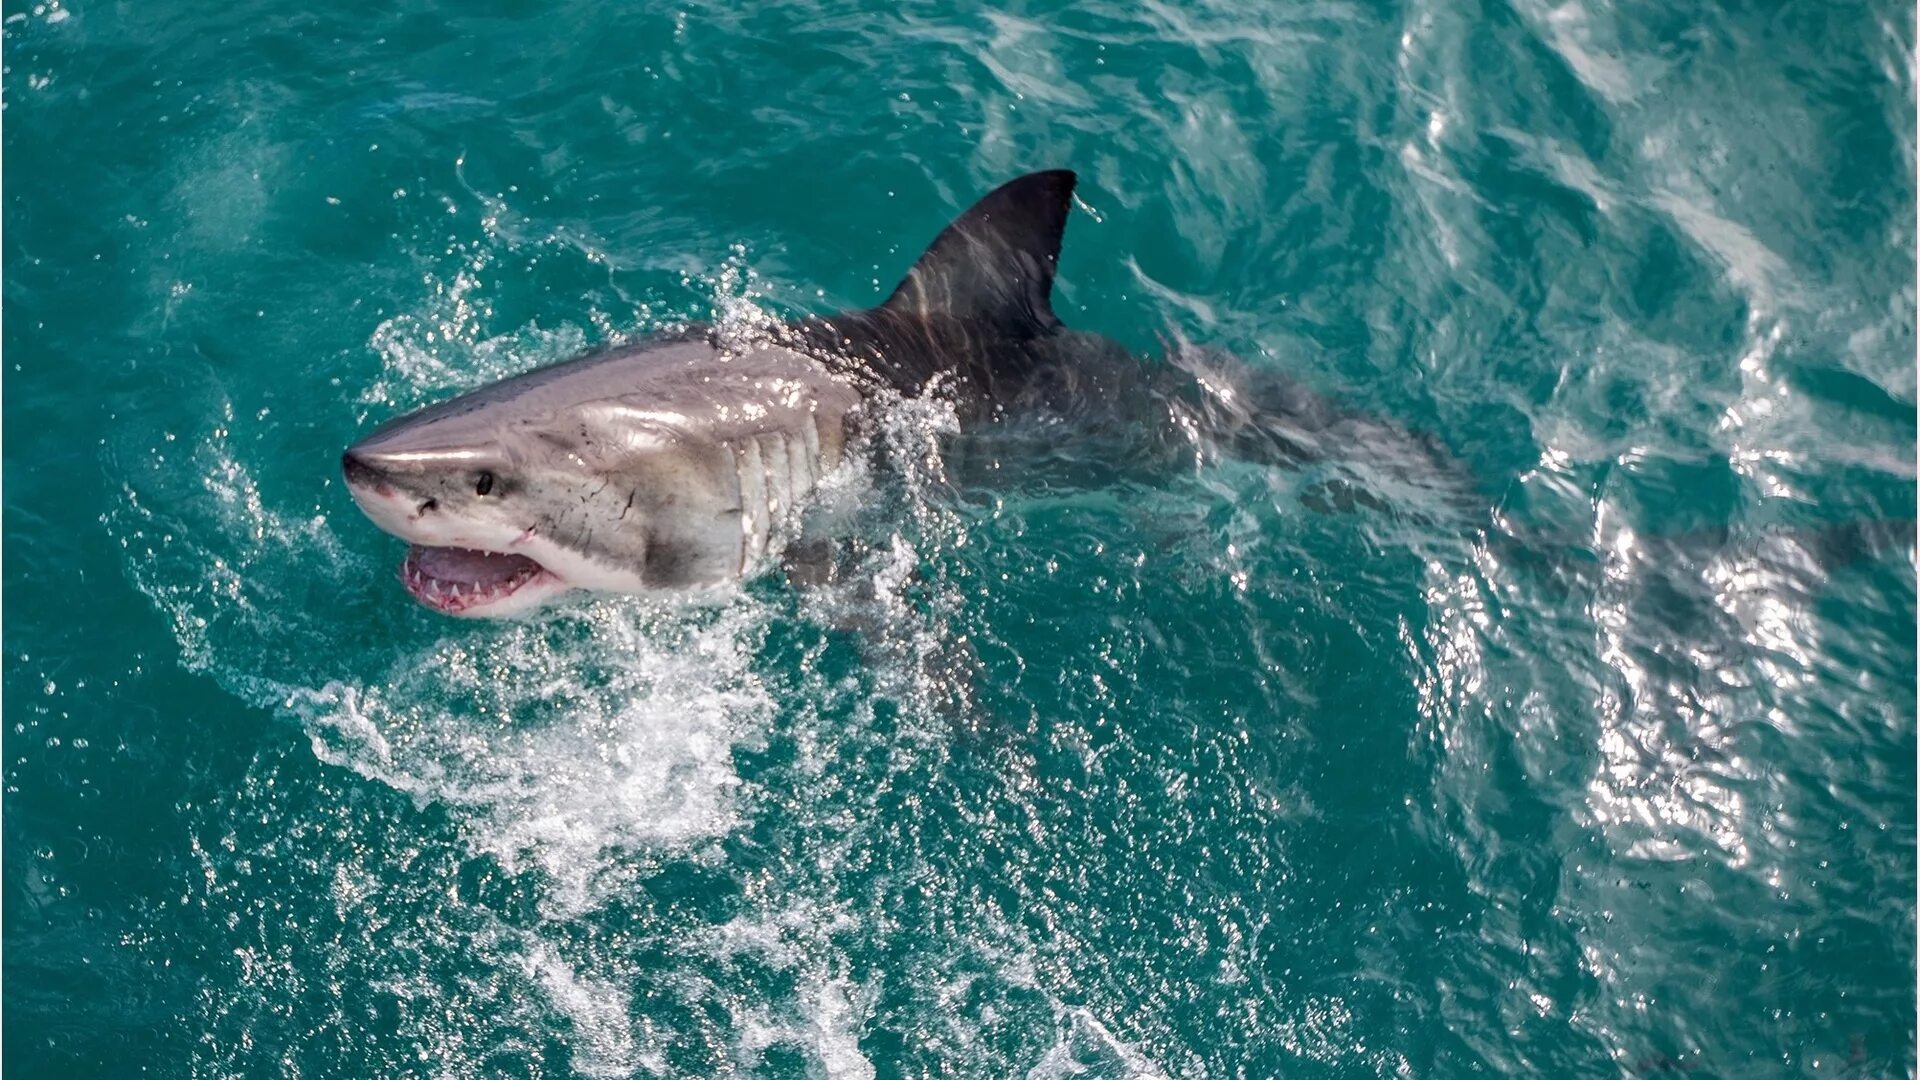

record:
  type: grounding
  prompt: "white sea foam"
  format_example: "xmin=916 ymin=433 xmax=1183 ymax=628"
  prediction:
xmin=117 ymin=414 xmax=772 ymax=916
xmin=520 ymin=938 xmax=651 ymax=1078
xmin=280 ymin=597 xmax=771 ymax=916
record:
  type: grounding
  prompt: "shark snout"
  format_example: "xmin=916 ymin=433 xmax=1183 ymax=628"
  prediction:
xmin=341 ymin=449 xmax=389 ymax=493
xmin=342 ymin=446 xmax=445 ymax=506
xmin=341 ymin=447 xmax=441 ymax=536
xmin=343 ymin=450 xmax=438 ymax=523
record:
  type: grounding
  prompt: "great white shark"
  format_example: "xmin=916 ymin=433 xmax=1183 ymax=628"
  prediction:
xmin=342 ymin=169 xmax=1455 ymax=616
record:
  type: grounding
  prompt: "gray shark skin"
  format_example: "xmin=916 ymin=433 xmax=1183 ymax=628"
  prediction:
xmin=342 ymin=169 xmax=1449 ymax=616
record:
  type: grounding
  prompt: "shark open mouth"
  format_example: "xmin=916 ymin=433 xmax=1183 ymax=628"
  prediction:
xmin=401 ymin=545 xmax=553 ymax=614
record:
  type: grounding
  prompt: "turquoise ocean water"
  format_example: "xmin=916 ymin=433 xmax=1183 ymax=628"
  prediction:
xmin=4 ymin=1 xmax=1916 ymax=1075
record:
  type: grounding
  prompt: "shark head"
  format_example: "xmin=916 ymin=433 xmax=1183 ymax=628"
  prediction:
xmin=342 ymin=386 xmax=648 ymax=617
xmin=341 ymin=457 xmax=576 ymax=618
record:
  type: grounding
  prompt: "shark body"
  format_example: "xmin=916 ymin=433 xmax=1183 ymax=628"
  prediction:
xmin=342 ymin=169 xmax=1444 ymax=616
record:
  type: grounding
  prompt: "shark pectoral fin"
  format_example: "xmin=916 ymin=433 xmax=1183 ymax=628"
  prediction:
xmin=879 ymin=169 xmax=1077 ymax=339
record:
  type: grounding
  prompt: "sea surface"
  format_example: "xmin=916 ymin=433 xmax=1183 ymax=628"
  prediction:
xmin=4 ymin=1 xmax=1915 ymax=1076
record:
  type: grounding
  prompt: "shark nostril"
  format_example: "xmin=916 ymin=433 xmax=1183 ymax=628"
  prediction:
xmin=419 ymin=498 xmax=438 ymax=514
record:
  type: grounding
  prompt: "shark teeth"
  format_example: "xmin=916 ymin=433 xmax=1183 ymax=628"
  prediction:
xmin=400 ymin=546 xmax=546 ymax=613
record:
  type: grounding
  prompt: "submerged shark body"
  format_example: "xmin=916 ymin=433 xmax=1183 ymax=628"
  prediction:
xmin=343 ymin=170 xmax=1437 ymax=616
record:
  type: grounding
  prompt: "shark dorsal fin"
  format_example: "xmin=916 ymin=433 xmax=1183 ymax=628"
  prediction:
xmin=879 ymin=170 xmax=1077 ymax=339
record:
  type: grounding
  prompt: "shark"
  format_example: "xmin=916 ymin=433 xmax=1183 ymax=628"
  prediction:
xmin=341 ymin=169 xmax=1455 ymax=616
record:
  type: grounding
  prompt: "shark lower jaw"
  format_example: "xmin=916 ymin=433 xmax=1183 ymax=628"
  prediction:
xmin=399 ymin=544 xmax=569 ymax=617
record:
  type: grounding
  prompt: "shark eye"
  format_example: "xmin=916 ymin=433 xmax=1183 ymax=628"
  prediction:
xmin=475 ymin=471 xmax=495 ymax=497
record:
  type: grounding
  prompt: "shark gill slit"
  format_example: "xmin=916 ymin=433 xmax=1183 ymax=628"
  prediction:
xmin=734 ymin=436 xmax=769 ymax=571
xmin=803 ymin=410 xmax=825 ymax=477
xmin=757 ymin=431 xmax=790 ymax=530
xmin=787 ymin=425 xmax=813 ymax=506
